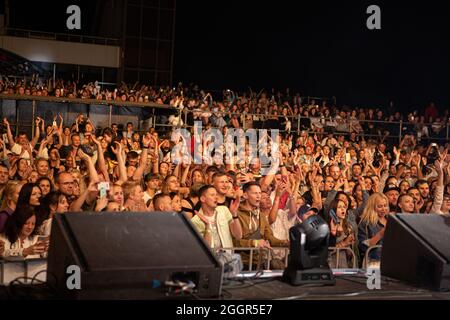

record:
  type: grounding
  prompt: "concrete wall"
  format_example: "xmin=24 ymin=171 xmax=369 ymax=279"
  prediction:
xmin=0 ymin=35 xmax=120 ymax=68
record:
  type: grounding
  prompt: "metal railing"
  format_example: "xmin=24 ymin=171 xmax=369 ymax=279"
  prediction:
xmin=214 ymin=246 xmax=357 ymax=271
xmin=363 ymin=245 xmax=382 ymax=269
xmin=5 ymin=28 xmax=120 ymax=46
xmin=1 ymin=95 xmax=449 ymax=144
xmin=0 ymin=258 xmax=47 ymax=285
xmin=178 ymin=109 xmax=450 ymax=143
xmin=0 ymin=94 xmax=177 ymax=137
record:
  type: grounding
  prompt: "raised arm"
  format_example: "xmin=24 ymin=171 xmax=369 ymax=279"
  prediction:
xmin=30 ymin=117 xmax=41 ymax=148
xmin=111 ymin=142 xmax=127 ymax=185
xmin=131 ymin=134 xmax=149 ymax=182
xmin=3 ymin=118 xmax=15 ymax=149
xmin=92 ymin=136 xmax=110 ymax=183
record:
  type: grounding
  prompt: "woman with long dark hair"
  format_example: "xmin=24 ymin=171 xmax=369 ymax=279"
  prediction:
xmin=0 ymin=207 xmax=47 ymax=258
xmin=16 ymin=183 xmax=42 ymax=211
xmin=327 ymin=198 xmax=357 ymax=268
xmin=36 ymin=191 xmax=69 ymax=236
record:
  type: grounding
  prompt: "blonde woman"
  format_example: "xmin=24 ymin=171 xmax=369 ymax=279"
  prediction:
xmin=357 ymin=193 xmax=389 ymax=266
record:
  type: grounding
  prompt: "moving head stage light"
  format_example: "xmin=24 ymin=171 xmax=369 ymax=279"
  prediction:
xmin=283 ymin=215 xmax=336 ymax=286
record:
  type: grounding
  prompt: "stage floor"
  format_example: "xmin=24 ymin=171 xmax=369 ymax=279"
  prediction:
xmin=221 ymin=273 xmax=450 ymax=300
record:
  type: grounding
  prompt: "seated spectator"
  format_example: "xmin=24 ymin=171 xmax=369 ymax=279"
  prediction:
xmin=0 ymin=207 xmax=48 ymax=258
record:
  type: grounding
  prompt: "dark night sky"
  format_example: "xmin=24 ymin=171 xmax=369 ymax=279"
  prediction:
xmin=6 ymin=0 xmax=450 ymax=112
xmin=173 ymin=0 xmax=450 ymax=111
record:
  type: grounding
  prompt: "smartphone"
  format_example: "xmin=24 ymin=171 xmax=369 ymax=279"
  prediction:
xmin=98 ymin=182 xmax=110 ymax=198
xmin=281 ymin=175 xmax=288 ymax=184
xmin=329 ymin=209 xmax=339 ymax=225
xmin=37 ymin=236 xmax=48 ymax=243
xmin=53 ymin=120 xmax=57 ymax=127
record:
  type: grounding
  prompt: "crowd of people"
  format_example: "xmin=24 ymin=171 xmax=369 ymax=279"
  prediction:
xmin=0 ymin=77 xmax=449 ymax=270
xmin=1 ymin=76 xmax=449 ymax=143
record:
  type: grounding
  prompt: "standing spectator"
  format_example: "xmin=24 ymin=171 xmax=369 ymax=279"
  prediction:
xmin=358 ymin=193 xmax=389 ymax=267
xmin=235 ymin=182 xmax=288 ymax=269
xmin=0 ymin=181 xmax=23 ymax=233
xmin=191 ymin=185 xmax=242 ymax=249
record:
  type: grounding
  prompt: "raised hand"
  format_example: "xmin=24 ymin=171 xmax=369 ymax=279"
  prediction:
xmin=77 ymin=148 xmax=90 ymax=162
xmin=229 ymin=193 xmax=241 ymax=216
xmin=111 ymin=141 xmax=122 ymax=155
xmin=142 ymin=133 xmax=151 ymax=148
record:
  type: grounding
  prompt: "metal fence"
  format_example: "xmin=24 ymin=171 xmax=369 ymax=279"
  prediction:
xmin=1 ymin=95 xmax=449 ymax=145
xmin=0 ymin=94 xmax=177 ymax=138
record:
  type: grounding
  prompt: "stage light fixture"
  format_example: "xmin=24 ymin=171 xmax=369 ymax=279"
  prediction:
xmin=282 ymin=214 xmax=336 ymax=286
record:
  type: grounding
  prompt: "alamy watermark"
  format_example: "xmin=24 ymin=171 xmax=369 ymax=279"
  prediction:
xmin=170 ymin=122 xmax=281 ymax=175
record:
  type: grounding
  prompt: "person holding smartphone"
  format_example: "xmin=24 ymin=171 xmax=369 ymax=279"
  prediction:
xmin=327 ymin=199 xmax=356 ymax=268
xmin=0 ymin=207 xmax=48 ymax=259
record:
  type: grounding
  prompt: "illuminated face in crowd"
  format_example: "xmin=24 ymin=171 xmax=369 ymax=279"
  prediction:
xmin=398 ymin=195 xmax=415 ymax=213
xmin=71 ymin=135 xmax=81 ymax=147
xmin=0 ymin=166 xmax=9 ymax=185
xmin=336 ymin=200 xmax=347 ymax=219
xmin=159 ymin=162 xmax=169 ymax=177
xmin=375 ymin=198 xmax=389 ymax=218
xmin=201 ymin=187 xmax=218 ymax=210
xmin=324 ymin=176 xmax=335 ymax=191
xmin=57 ymin=173 xmax=74 ymax=196
xmin=244 ymin=185 xmax=262 ymax=209
xmin=166 ymin=176 xmax=180 ymax=192
xmin=36 ymin=160 xmax=49 ymax=177
xmin=417 ymin=182 xmax=430 ymax=199
xmin=28 ymin=171 xmax=39 ymax=183
xmin=51 ymin=195 xmax=69 ymax=214
xmin=329 ymin=165 xmax=341 ymax=181
xmin=20 ymin=215 xmax=36 ymax=238
xmin=29 ymin=186 xmax=42 ymax=207
xmin=192 ymin=170 xmax=204 ymax=185
xmin=385 ymin=190 xmax=400 ymax=207
xmin=364 ymin=177 xmax=373 ymax=191
xmin=17 ymin=134 xmax=28 ymax=146
xmin=213 ymin=175 xmax=230 ymax=196
xmin=39 ymin=179 xmax=51 ymax=196
xmin=399 ymin=180 xmax=410 ymax=194
xmin=260 ymin=192 xmax=272 ymax=210
xmin=408 ymin=188 xmax=421 ymax=203
xmin=112 ymin=185 xmax=124 ymax=206
xmin=171 ymin=194 xmax=182 ymax=212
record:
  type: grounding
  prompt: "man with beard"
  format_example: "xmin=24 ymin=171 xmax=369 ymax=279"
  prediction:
xmin=383 ymin=185 xmax=400 ymax=214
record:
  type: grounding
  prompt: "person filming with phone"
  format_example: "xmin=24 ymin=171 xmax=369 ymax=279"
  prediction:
xmin=0 ymin=207 xmax=48 ymax=259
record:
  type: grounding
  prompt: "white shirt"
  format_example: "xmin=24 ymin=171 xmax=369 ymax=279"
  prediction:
xmin=12 ymin=143 xmax=31 ymax=162
xmin=0 ymin=234 xmax=41 ymax=259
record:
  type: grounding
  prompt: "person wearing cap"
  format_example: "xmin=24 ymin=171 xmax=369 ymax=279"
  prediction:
xmin=383 ymin=184 xmax=400 ymax=213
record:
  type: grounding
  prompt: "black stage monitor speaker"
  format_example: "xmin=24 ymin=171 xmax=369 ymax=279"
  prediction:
xmin=381 ymin=214 xmax=450 ymax=291
xmin=47 ymin=212 xmax=223 ymax=299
